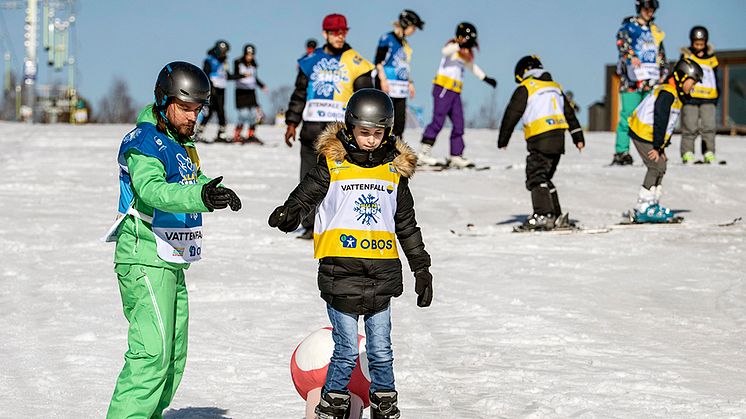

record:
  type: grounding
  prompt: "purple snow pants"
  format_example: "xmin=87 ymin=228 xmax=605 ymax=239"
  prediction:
xmin=422 ymin=85 xmax=465 ymax=157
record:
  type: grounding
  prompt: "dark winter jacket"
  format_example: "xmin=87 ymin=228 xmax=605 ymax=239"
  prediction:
xmin=285 ymin=44 xmax=375 ymax=146
xmin=497 ymin=71 xmax=584 ymax=155
xmin=281 ymin=123 xmax=430 ymax=314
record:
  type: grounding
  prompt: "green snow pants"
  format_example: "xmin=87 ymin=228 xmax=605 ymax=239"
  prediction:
xmin=615 ymin=90 xmax=650 ymax=153
xmin=107 ymin=264 xmax=189 ymax=419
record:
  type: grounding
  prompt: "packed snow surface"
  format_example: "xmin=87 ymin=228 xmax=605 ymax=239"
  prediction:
xmin=1 ymin=123 xmax=745 ymax=418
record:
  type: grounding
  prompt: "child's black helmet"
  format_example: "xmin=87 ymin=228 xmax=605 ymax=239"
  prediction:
xmin=455 ymin=22 xmax=478 ymax=47
xmin=399 ymin=9 xmax=424 ymax=30
xmin=243 ymin=44 xmax=256 ymax=55
xmin=514 ymin=55 xmax=543 ymax=83
xmin=689 ymin=26 xmax=708 ymax=43
xmin=211 ymin=40 xmax=230 ymax=57
xmin=154 ymin=61 xmax=211 ymax=108
xmin=672 ymin=58 xmax=704 ymax=97
xmin=345 ymin=89 xmax=395 ymax=137
xmin=635 ymin=0 xmax=659 ymax=13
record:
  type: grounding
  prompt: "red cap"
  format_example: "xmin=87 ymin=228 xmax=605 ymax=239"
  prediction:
xmin=323 ymin=14 xmax=348 ymax=31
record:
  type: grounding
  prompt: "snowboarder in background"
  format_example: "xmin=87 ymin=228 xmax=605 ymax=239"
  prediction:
xmin=196 ymin=40 xmax=231 ymax=142
xmin=497 ymin=55 xmax=585 ymax=231
xmin=233 ymin=43 xmax=268 ymax=144
xmin=269 ymin=89 xmax=433 ymax=419
xmin=284 ymin=13 xmax=375 ymax=240
xmin=105 ymin=61 xmax=242 ymax=418
xmin=627 ymin=59 xmax=703 ymax=223
xmin=417 ymin=22 xmax=497 ymax=169
xmin=612 ymin=0 xmax=668 ymax=166
xmin=374 ymin=9 xmax=424 ymax=140
xmin=680 ymin=26 xmax=720 ymax=164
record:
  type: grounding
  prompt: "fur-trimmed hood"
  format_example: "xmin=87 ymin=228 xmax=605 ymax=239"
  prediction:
xmin=315 ymin=122 xmax=418 ymax=178
xmin=680 ymin=44 xmax=716 ymax=58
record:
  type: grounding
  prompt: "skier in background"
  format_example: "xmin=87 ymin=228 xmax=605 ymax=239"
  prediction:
xmin=105 ymin=61 xmax=241 ymax=418
xmin=497 ymin=55 xmax=585 ymax=231
xmin=627 ymin=59 xmax=702 ymax=222
xmin=417 ymin=22 xmax=497 ymax=169
xmin=269 ymin=89 xmax=433 ymax=419
xmin=304 ymin=38 xmax=318 ymax=58
xmin=233 ymin=43 xmax=268 ymax=144
xmin=196 ymin=40 xmax=231 ymax=143
xmin=612 ymin=0 xmax=668 ymax=166
xmin=374 ymin=9 xmax=424 ymax=140
xmin=284 ymin=13 xmax=375 ymax=240
xmin=679 ymin=26 xmax=720 ymax=164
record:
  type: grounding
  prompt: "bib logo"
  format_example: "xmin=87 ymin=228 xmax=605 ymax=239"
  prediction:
xmin=340 ymin=234 xmax=358 ymax=248
xmin=354 ymin=193 xmax=382 ymax=225
xmin=123 ymin=128 xmax=141 ymax=144
xmin=176 ymin=153 xmax=198 ymax=184
xmin=386 ymin=185 xmax=394 ymax=195
xmin=310 ymin=58 xmax=349 ymax=98
xmin=392 ymin=48 xmax=410 ymax=79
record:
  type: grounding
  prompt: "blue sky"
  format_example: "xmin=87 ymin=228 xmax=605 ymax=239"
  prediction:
xmin=1 ymin=0 xmax=745 ymax=123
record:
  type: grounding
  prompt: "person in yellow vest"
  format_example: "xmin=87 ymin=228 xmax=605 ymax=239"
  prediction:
xmin=284 ymin=13 xmax=375 ymax=240
xmin=417 ymin=22 xmax=497 ymax=169
xmin=680 ymin=26 xmax=720 ymax=164
xmin=627 ymin=59 xmax=703 ymax=223
xmin=497 ymin=56 xmax=585 ymax=231
xmin=269 ymin=89 xmax=432 ymax=419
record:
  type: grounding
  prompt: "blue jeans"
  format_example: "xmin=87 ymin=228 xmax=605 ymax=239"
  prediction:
xmin=323 ymin=304 xmax=395 ymax=395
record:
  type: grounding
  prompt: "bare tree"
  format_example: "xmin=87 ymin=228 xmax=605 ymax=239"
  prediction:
xmin=94 ymin=78 xmax=138 ymax=123
xmin=467 ymin=90 xmax=500 ymax=129
xmin=1 ymin=71 xmax=18 ymax=121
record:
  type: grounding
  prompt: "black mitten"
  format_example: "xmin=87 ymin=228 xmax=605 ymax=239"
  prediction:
xmin=414 ymin=268 xmax=433 ymax=308
xmin=268 ymin=205 xmax=302 ymax=232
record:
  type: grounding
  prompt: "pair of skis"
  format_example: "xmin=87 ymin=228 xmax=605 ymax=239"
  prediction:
xmin=449 ymin=217 xmax=742 ymax=237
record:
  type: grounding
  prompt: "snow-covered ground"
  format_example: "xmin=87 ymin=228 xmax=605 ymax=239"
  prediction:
xmin=1 ymin=122 xmax=745 ymax=418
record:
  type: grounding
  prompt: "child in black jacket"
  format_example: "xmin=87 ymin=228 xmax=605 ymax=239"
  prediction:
xmin=497 ymin=55 xmax=585 ymax=231
xmin=269 ymin=89 xmax=432 ymax=419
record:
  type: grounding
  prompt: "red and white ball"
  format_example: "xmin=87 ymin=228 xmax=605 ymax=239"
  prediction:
xmin=290 ymin=327 xmax=372 ymax=407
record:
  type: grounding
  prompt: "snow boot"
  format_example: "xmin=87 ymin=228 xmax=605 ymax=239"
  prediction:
xmin=633 ymin=185 xmax=673 ymax=223
xmin=447 ymin=155 xmax=475 ymax=169
xmin=315 ymin=391 xmax=351 ymax=419
xmin=703 ymin=151 xmax=716 ymax=164
xmin=682 ymin=151 xmax=695 ymax=164
xmin=369 ymin=390 xmax=401 ymax=419
xmin=233 ymin=124 xmax=244 ymax=143
xmin=520 ymin=213 xmax=556 ymax=231
xmin=297 ymin=228 xmax=314 ymax=240
xmin=214 ymin=126 xmax=229 ymax=143
xmin=417 ymin=143 xmax=441 ymax=166
xmin=611 ymin=152 xmax=633 ymax=166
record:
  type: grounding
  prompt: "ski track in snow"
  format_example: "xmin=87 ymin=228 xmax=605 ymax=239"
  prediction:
xmin=1 ymin=123 xmax=745 ymax=418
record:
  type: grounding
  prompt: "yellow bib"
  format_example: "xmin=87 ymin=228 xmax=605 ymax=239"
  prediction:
xmin=314 ymin=157 xmax=401 ymax=259
xmin=520 ymin=78 xmax=569 ymax=139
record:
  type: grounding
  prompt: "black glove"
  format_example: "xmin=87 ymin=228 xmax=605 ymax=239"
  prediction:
xmin=201 ymin=176 xmax=242 ymax=211
xmin=414 ymin=268 xmax=433 ymax=308
xmin=571 ymin=131 xmax=585 ymax=146
xmin=268 ymin=205 xmax=302 ymax=233
xmin=483 ymin=76 xmax=497 ymax=88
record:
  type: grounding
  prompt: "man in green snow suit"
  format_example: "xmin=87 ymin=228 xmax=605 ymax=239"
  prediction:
xmin=107 ymin=62 xmax=241 ymax=419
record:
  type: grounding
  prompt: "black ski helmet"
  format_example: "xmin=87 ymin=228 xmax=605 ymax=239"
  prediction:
xmin=154 ymin=61 xmax=211 ymax=108
xmin=243 ymin=44 xmax=256 ymax=55
xmin=344 ymin=88 xmax=395 ymax=138
xmin=635 ymin=0 xmax=659 ymax=13
xmin=689 ymin=26 xmax=708 ymax=43
xmin=672 ymin=58 xmax=704 ymax=97
xmin=514 ymin=55 xmax=543 ymax=83
xmin=306 ymin=38 xmax=318 ymax=49
xmin=211 ymin=40 xmax=230 ymax=57
xmin=455 ymin=22 xmax=478 ymax=47
xmin=399 ymin=9 xmax=424 ymax=30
